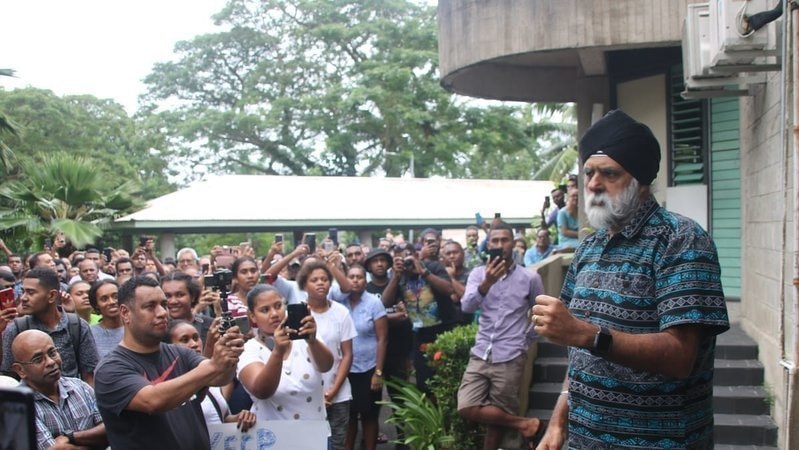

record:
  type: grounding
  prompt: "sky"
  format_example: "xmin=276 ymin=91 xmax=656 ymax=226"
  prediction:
xmin=0 ymin=0 xmax=227 ymax=114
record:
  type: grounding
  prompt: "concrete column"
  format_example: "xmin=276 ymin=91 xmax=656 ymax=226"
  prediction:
xmin=159 ymin=232 xmax=176 ymax=259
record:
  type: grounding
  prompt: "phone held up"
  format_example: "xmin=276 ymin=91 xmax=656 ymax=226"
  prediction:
xmin=0 ymin=287 xmax=16 ymax=310
xmin=304 ymin=234 xmax=316 ymax=254
xmin=488 ymin=248 xmax=503 ymax=263
xmin=285 ymin=303 xmax=310 ymax=340
xmin=274 ymin=234 xmax=283 ymax=244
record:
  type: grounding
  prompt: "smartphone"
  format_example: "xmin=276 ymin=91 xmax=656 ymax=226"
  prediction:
xmin=304 ymin=234 xmax=316 ymax=254
xmin=545 ymin=195 xmax=550 ymax=202
xmin=103 ymin=247 xmax=113 ymax=262
xmin=234 ymin=316 xmax=252 ymax=334
xmin=322 ymin=239 xmax=336 ymax=252
xmin=44 ymin=238 xmax=52 ymax=249
xmin=139 ymin=235 xmax=149 ymax=247
xmin=328 ymin=228 xmax=338 ymax=246
xmin=475 ymin=212 xmax=484 ymax=226
xmin=488 ymin=248 xmax=503 ymax=262
xmin=286 ymin=303 xmax=310 ymax=340
xmin=494 ymin=212 xmax=501 ymax=219
xmin=201 ymin=263 xmax=210 ymax=274
xmin=0 ymin=287 xmax=15 ymax=310
xmin=275 ymin=234 xmax=283 ymax=244
xmin=0 ymin=386 xmax=37 ymax=450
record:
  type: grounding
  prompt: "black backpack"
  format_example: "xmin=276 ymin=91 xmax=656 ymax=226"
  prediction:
xmin=14 ymin=312 xmax=83 ymax=374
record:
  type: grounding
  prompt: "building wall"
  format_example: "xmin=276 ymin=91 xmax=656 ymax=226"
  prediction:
xmin=740 ymin=65 xmax=795 ymax=448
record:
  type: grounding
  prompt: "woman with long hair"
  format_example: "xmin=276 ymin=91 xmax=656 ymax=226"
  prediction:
xmin=237 ymin=284 xmax=333 ymax=421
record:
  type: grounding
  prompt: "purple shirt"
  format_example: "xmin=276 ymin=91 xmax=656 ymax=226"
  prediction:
xmin=461 ymin=264 xmax=544 ymax=363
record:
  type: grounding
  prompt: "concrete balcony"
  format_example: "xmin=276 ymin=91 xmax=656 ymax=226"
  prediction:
xmin=437 ymin=0 xmax=704 ymax=102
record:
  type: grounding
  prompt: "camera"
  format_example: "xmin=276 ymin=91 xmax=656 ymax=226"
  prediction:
xmin=204 ymin=269 xmax=233 ymax=289
xmin=403 ymin=257 xmax=415 ymax=271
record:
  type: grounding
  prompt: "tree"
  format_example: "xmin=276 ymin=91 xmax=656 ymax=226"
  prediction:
xmin=141 ymin=0 xmax=570 ymax=181
xmin=0 ymin=87 xmax=174 ymax=197
xmin=0 ymin=69 xmax=17 ymax=175
xmin=0 ymin=153 xmax=139 ymax=249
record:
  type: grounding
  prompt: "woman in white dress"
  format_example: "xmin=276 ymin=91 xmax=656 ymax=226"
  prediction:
xmin=237 ymin=284 xmax=334 ymax=421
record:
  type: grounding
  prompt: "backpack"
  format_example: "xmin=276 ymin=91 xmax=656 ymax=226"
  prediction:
xmin=14 ymin=312 xmax=83 ymax=374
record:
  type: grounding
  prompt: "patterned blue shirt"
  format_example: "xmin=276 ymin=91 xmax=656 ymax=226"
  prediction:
xmin=561 ymin=196 xmax=729 ymax=449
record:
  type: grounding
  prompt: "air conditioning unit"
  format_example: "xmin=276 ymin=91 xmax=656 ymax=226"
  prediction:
xmin=708 ymin=0 xmax=780 ymax=71
xmin=681 ymin=1 xmax=777 ymax=98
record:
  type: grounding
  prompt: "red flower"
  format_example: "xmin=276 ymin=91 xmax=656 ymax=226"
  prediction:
xmin=433 ymin=351 xmax=442 ymax=361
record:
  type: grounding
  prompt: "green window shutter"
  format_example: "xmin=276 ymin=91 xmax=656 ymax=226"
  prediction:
xmin=669 ymin=65 xmax=707 ymax=186
xmin=710 ymin=97 xmax=741 ymax=298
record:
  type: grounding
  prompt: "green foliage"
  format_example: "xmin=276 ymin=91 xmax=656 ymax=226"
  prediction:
xmin=141 ymin=0 xmax=577 ymax=182
xmin=0 ymin=153 xmax=139 ymax=249
xmin=379 ymin=379 xmax=456 ymax=450
xmin=0 ymin=87 xmax=173 ymax=198
xmin=424 ymin=323 xmax=483 ymax=450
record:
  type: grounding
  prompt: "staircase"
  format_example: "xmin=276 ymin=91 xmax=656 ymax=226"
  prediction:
xmin=528 ymin=324 xmax=779 ymax=449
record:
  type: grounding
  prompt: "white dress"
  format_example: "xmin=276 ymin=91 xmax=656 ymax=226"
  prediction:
xmin=237 ymin=336 xmax=327 ymax=420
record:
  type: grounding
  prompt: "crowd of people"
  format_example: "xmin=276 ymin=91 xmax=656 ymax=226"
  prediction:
xmin=0 ymin=218 xmax=546 ymax=450
xmin=0 ymin=109 xmax=731 ymax=450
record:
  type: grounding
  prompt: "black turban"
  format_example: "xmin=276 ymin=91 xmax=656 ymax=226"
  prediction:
xmin=578 ymin=110 xmax=661 ymax=186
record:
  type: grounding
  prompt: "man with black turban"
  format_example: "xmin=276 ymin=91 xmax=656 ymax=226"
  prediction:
xmin=530 ymin=110 xmax=730 ymax=449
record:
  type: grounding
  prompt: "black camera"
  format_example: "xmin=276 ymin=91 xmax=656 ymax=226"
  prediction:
xmin=403 ymin=257 xmax=415 ymax=271
xmin=204 ymin=269 xmax=233 ymax=289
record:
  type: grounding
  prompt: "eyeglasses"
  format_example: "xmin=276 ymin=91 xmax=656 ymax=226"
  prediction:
xmin=16 ymin=347 xmax=60 ymax=366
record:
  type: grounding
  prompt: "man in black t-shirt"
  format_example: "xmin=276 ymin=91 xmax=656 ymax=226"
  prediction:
xmin=94 ymin=276 xmax=244 ymax=450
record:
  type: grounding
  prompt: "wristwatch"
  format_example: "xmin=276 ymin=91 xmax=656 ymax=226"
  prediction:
xmin=374 ymin=369 xmax=383 ymax=377
xmin=591 ymin=325 xmax=613 ymax=357
xmin=421 ymin=268 xmax=431 ymax=278
xmin=64 ymin=431 xmax=76 ymax=445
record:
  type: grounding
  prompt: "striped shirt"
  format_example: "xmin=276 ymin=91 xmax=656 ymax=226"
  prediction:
xmin=561 ymin=196 xmax=729 ymax=449
xmin=23 ymin=377 xmax=102 ymax=450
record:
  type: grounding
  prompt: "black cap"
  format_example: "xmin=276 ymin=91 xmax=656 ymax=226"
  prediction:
xmin=579 ymin=109 xmax=661 ymax=186
xmin=363 ymin=249 xmax=392 ymax=273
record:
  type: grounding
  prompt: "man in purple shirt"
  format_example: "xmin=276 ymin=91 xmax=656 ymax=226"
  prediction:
xmin=457 ymin=221 xmax=546 ymax=450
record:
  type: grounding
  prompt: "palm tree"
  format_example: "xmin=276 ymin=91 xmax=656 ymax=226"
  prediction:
xmin=0 ymin=68 xmax=17 ymax=174
xmin=529 ymin=103 xmax=578 ymax=182
xmin=0 ymin=153 xmax=139 ymax=248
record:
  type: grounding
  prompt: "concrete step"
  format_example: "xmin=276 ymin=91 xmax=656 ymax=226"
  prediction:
xmin=714 ymin=414 xmax=778 ymax=446
xmin=714 ymin=359 xmax=765 ymax=386
xmin=716 ymin=325 xmax=760 ymax=360
xmin=713 ymin=385 xmax=770 ymax=415
xmin=714 ymin=446 xmax=778 ymax=450
xmin=532 ymin=357 xmax=568 ymax=383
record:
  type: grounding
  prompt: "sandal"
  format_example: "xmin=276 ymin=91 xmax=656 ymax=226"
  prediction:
xmin=524 ymin=419 xmax=548 ymax=449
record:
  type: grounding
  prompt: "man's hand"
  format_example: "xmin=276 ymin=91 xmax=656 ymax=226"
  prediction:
xmin=392 ymin=256 xmax=406 ymax=276
xmin=210 ymin=327 xmax=244 ymax=370
xmin=535 ymin=421 xmax=566 ymax=450
xmin=532 ymin=295 xmax=593 ymax=347
xmin=0 ymin=306 xmax=19 ymax=334
xmin=195 ymin=289 xmax=221 ymax=315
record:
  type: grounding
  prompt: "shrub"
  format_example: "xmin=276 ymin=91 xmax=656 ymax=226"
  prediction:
xmin=424 ymin=323 xmax=483 ymax=450
xmin=379 ymin=379 xmax=455 ymax=450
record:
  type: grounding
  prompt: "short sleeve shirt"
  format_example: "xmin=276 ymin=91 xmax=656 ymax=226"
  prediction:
xmin=400 ymin=261 xmax=457 ymax=330
xmin=340 ymin=292 xmax=386 ymax=373
xmin=311 ymin=301 xmax=357 ymax=403
xmin=561 ymin=196 xmax=729 ymax=448
xmin=23 ymin=377 xmax=102 ymax=450
xmin=1 ymin=312 xmax=98 ymax=378
xmin=94 ymin=343 xmax=209 ymax=450
xmin=237 ymin=337 xmax=326 ymax=421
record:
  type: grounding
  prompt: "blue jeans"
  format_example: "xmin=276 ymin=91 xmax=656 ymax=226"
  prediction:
xmin=327 ymin=400 xmax=350 ymax=450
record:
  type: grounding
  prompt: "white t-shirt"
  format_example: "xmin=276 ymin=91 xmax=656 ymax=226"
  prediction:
xmin=237 ymin=337 xmax=327 ymax=421
xmin=201 ymin=386 xmax=230 ymax=425
xmin=311 ymin=301 xmax=357 ymax=404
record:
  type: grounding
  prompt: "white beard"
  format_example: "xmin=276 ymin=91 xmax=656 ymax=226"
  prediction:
xmin=584 ymin=178 xmax=641 ymax=230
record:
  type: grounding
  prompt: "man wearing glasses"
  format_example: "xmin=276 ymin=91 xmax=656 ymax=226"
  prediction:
xmin=11 ymin=329 xmax=107 ymax=450
xmin=0 ymin=268 xmax=98 ymax=385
